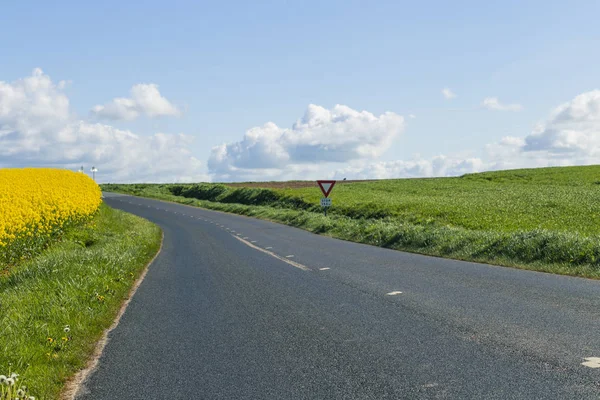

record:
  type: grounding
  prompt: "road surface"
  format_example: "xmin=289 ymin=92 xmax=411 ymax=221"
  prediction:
xmin=77 ymin=193 xmax=600 ymax=399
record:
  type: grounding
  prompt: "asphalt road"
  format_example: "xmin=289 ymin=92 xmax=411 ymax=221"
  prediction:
xmin=77 ymin=193 xmax=600 ymax=399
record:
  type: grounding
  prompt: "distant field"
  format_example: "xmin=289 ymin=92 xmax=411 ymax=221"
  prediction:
xmin=224 ymin=179 xmax=376 ymax=189
xmin=182 ymin=166 xmax=600 ymax=235
xmin=274 ymin=167 xmax=600 ymax=235
xmin=102 ymin=165 xmax=600 ymax=278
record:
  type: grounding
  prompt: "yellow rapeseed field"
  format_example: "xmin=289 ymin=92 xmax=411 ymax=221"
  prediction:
xmin=0 ymin=168 xmax=102 ymax=263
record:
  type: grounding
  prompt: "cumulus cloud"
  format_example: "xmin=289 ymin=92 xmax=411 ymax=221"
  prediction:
xmin=5 ymin=69 xmax=599 ymax=184
xmin=521 ymin=90 xmax=600 ymax=156
xmin=333 ymin=90 xmax=600 ymax=180
xmin=207 ymin=89 xmax=600 ymax=182
xmin=479 ymin=90 xmax=600 ymax=170
xmin=208 ymin=104 xmax=405 ymax=181
xmin=91 ymin=83 xmax=181 ymax=120
xmin=442 ymin=88 xmax=456 ymax=99
xmin=482 ymin=97 xmax=523 ymax=112
xmin=332 ymin=156 xmax=485 ymax=180
xmin=0 ymin=69 xmax=207 ymax=183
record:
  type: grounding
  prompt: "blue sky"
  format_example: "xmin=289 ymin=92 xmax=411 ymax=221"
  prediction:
xmin=1 ymin=0 xmax=599 ymax=182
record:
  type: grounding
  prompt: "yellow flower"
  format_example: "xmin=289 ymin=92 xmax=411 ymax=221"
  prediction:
xmin=0 ymin=168 xmax=102 ymax=260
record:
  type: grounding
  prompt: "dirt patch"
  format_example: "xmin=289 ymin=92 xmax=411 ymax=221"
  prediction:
xmin=224 ymin=180 xmax=378 ymax=189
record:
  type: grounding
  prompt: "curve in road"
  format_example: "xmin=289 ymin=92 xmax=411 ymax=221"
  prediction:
xmin=76 ymin=193 xmax=600 ymax=399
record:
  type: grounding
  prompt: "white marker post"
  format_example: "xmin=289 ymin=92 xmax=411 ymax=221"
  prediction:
xmin=317 ymin=180 xmax=336 ymax=216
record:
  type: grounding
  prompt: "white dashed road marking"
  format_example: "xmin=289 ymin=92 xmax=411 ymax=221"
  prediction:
xmin=319 ymin=268 xmax=330 ymax=271
xmin=286 ymin=255 xmax=294 ymax=258
xmin=582 ymin=357 xmax=600 ymax=368
xmin=232 ymin=236 xmax=311 ymax=271
xmin=386 ymin=291 xmax=403 ymax=296
xmin=265 ymin=247 xmax=273 ymax=250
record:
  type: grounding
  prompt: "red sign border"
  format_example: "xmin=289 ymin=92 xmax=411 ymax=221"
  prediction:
xmin=317 ymin=180 xmax=336 ymax=198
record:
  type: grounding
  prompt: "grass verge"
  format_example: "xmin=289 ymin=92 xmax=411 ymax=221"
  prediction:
xmin=101 ymin=182 xmax=600 ymax=279
xmin=0 ymin=204 xmax=161 ymax=400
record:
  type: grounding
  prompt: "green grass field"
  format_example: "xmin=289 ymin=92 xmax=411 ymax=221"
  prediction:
xmin=102 ymin=165 xmax=600 ymax=278
xmin=278 ymin=166 xmax=600 ymax=235
xmin=0 ymin=204 xmax=161 ymax=400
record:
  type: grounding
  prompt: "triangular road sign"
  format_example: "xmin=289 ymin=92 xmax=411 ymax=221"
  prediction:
xmin=317 ymin=180 xmax=336 ymax=198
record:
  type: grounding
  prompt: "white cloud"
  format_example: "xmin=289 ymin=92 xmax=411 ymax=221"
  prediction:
xmin=482 ymin=97 xmax=523 ymax=112
xmin=5 ymin=69 xmax=598 ymax=184
xmin=208 ymin=90 xmax=600 ymax=182
xmin=408 ymin=114 xmax=417 ymax=119
xmin=330 ymin=90 xmax=600 ymax=180
xmin=479 ymin=90 xmax=600 ymax=169
xmin=208 ymin=104 xmax=405 ymax=181
xmin=442 ymin=88 xmax=456 ymax=99
xmin=521 ymin=90 xmax=600 ymax=156
xmin=91 ymin=83 xmax=181 ymax=120
xmin=0 ymin=69 xmax=207 ymax=183
xmin=332 ymin=156 xmax=485 ymax=180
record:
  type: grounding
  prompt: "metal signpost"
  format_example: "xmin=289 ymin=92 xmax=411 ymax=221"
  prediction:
xmin=317 ymin=180 xmax=336 ymax=216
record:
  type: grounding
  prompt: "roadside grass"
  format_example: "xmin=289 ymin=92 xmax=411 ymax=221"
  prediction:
xmin=101 ymin=165 xmax=600 ymax=279
xmin=0 ymin=204 xmax=161 ymax=400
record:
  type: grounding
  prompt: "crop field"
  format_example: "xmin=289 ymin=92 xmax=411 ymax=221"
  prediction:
xmin=0 ymin=168 xmax=102 ymax=268
xmin=102 ymin=165 xmax=600 ymax=278
xmin=276 ymin=166 xmax=600 ymax=235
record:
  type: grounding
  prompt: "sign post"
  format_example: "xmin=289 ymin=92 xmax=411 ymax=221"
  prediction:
xmin=317 ymin=180 xmax=336 ymax=216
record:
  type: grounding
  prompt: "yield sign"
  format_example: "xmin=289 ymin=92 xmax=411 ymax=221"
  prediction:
xmin=317 ymin=180 xmax=336 ymax=198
